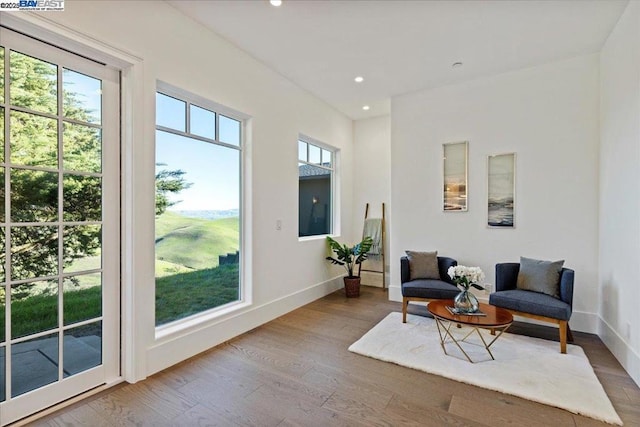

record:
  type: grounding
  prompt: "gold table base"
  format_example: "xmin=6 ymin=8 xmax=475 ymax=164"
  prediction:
xmin=433 ymin=316 xmax=511 ymax=363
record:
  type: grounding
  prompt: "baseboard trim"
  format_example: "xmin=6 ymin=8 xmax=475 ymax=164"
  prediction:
xmin=388 ymin=284 xmax=402 ymax=302
xmin=146 ymin=280 xmax=640 ymax=388
xmin=598 ymin=316 xmax=640 ymax=387
xmin=359 ymin=271 xmax=391 ymax=288
xmin=570 ymin=310 xmax=600 ymax=334
xmin=145 ymin=276 xmax=343 ymax=376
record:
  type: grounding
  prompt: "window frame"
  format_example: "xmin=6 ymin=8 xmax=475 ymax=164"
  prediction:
xmin=297 ymin=134 xmax=337 ymax=239
xmin=154 ymin=81 xmax=249 ymax=336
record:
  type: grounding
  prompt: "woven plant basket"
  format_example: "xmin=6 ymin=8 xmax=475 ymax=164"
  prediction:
xmin=343 ymin=276 xmax=361 ymax=298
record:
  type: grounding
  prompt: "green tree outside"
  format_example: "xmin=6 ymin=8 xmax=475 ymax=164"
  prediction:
xmin=1 ymin=46 xmax=237 ymax=339
xmin=0 ymin=48 xmax=194 ymax=340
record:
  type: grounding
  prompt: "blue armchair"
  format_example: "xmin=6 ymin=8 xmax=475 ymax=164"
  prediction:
xmin=489 ymin=262 xmax=575 ymax=353
xmin=401 ymin=256 xmax=458 ymax=323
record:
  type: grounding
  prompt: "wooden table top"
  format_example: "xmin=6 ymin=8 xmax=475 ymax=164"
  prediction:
xmin=427 ymin=299 xmax=513 ymax=327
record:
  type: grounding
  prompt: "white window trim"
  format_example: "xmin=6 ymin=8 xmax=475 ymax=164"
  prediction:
xmin=297 ymin=133 xmax=339 ymax=240
xmin=154 ymin=80 xmax=250 ymax=338
xmin=155 ymin=300 xmax=252 ymax=340
xmin=157 ymin=81 xmax=250 ymax=123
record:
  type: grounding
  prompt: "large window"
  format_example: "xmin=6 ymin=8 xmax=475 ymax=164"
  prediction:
xmin=155 ymin=83 xmax=243 ymax=327
xmin=298 ymin=138 xmax=334 ymax=237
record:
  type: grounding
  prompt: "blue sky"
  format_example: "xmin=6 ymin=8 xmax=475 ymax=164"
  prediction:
xmin=156 ymin=130 xmax=240 ymax=211
xmin=155 ymin=93 xmax=241 ymax=211
xmin=63 ymin=68 xmax=101 ymax=123
xmin=12 ymin=64 xmax=242 ymax=211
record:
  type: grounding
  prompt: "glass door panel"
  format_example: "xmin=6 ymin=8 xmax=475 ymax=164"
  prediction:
xmin=63 ymin=321 xmax=102 ymax=378
xmin=0 ymin=28 xmax=120 ymax=425
xmin=9 ymin=111 xmax=57 ymax=167
xmin=11 ymin=333 xmax=58 ymax=397
xmin=10 ymin=171 xmax=58 ymax=222
xmin=63 ymin=122 xmax=101 ymax=173
xmin=9 ymin=51 xmax=57 ymax=115
xmin=11 ymin=280 xmax=58 ymax=339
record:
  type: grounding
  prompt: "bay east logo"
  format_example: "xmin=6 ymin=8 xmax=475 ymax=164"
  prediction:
xmin=0 ymin=0 xmax=64 ymax=11
xmin=0 ymin=0 xmax=63 ymax=11
xmin=16 ymin=0 xmax=64 ymax=10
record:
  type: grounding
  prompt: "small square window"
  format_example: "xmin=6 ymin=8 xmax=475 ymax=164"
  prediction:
xmin=308 ymin=144 xmax=321 ymax=165
xmin=321 ymin=149 xmax=332 ymax=166
xmin=298 ymin=140 xmax=307 ymax=162
xmin=156 ymin=93 xmax=186 ymax=132
xmin=219 ymin=115 xmax=241 ymax=146
xmin=190 ymin=105 xmax=215 ymax=140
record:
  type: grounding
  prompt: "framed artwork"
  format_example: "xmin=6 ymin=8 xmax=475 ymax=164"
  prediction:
xmin=443 ymin=141 xmax=468 ymax=211
xmin=487 ymin=153 xmax=515 ymax=228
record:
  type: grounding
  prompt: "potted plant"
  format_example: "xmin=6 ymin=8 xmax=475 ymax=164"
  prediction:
xmin=326 ymin=236 xmax=373 ymax=297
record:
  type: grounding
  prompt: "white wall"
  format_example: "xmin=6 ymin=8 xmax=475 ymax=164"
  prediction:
xmin=16 ymin=0 xmax=354 ymax=379
xmin=352 ymin=116 xmax=391 ymax=287
xmin=390 ymin=55 xmax=601 ymax=332
xmin=8 ymin=0 xmax=638 ymax=391
xmin=599 ymin=0 xmax=640 ymax=386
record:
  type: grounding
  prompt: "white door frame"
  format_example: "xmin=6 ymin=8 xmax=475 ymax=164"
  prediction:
xmin=0 ymin=8 xmax=146 ymax=401
xmin=0 ymin=26 xmax=121 ymax=425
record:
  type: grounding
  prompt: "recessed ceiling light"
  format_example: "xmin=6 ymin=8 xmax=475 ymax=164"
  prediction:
xmin=362 ymin=105 xmax=370 ymax=111
xmin=270 ymin=0 xmax=282 ymax=6
xmin=452 ymin=61 xmax=463 ymax=69
xmin=354 ymin=76 xmax=364 ymax=83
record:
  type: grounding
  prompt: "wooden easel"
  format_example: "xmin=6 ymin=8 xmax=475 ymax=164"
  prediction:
xmin=358 ymin=203 xmax=386 ymax=290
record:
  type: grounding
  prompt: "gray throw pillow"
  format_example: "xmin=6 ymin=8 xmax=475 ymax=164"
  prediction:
xmin=516 ymin=256 xmax=565 ymax=298
xmin=405 ymin=250 xmax=440 ymax=280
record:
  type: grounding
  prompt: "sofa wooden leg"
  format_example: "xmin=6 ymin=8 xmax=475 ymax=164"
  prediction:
xmin=402 ymin=297 xmax=408 ymax=323
xmin=559 ymin=321 xmax=567 ymax=354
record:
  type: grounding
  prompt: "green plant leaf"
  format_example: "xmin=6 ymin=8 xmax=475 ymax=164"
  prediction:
xmin=326 ymin=256 xmax=346 ymax=266
xmin=325 ymin=235 xmax=374 ymax=277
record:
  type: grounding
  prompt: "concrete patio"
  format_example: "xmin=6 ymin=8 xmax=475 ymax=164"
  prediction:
xmin=1 ymin=335 xmax=101 ymax=401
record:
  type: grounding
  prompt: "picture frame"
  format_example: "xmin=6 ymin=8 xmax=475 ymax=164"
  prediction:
xmin=487 ymin=153 xmax=516 ymax=228
xmin=443 ymin=141 xmax=468 ymax=212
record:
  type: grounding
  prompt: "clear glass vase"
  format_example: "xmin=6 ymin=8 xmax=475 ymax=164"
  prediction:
xmin=454 ymin=289 xmax=479 ymax=313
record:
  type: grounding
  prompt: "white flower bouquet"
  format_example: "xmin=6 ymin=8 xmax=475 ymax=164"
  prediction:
xmin=447 ymin=265 xmax=485 ymax=291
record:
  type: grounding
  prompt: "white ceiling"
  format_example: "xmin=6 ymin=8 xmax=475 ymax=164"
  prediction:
xmin=168 ymin=0 xmax=628 ymax=120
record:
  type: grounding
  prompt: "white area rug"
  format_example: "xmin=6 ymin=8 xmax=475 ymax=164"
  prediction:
xmin=349 ymin=312 xmax=622 ymax=425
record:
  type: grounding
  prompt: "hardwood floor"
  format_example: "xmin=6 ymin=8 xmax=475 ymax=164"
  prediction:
xmin=32 ymin=287 xmax=640 ymax=426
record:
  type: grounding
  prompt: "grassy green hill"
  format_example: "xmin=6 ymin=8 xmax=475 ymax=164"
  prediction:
xmin=0 ymin=212 xmax=242 ymax=338
xmin=156 ymin=264 xmax=239 ymax=325
xmin=0 ymin=264 xmax=240 ymax=335
xmin=154 ymin=211 xmax=241 ymax=324
xmin=0 ymin=286 xmax=101 ymax=341
xmin=155 ymin=211 xmax=239 ymax=276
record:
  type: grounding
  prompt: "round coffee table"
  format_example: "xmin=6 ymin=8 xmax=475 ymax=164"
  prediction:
xmin=427 ymin=299 xmax=513 ymax=363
